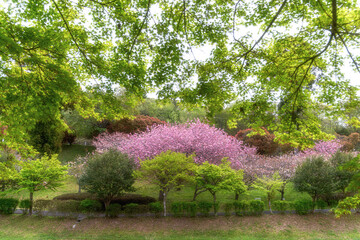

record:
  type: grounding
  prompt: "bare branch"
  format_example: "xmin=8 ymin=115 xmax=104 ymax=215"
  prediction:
xmin=338 ymin=33 xmax=360 ymax=74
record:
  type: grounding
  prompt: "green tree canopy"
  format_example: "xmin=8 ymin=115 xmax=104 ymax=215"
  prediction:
xmin=1 ymin=0 xmax=360 ymax=151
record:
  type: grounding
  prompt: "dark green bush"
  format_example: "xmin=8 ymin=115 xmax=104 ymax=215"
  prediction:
xmin=233 ymin=200 xmax=250 ymax=216
xmin=249 ymin=200 xmax=265 ymax=216
xmin=50 ymin=200 xmax=81 ymax=213
xmin=197 ymin=201 xmax=212 ymax=216
xmin=272 ymin=200 xmax=291 ymax=213
xmin=124 ymin=203 xmax=139 ymax=216
xmin=80 ymin=199 xmax=103 ymax=212
xmin=54 ymin=193 xmax=156 ymax=205
xmin=224 ymin=202 xmax=233 ymax=216
xmin=106 ymin=204 xmax=122 ymax=218
xmin=19 ymin=199 xmax=31 ymax=215
xmin=182 ymin=202 xmax=197 ymax=217
xmin=170 ymin=202 xmax=183 ymax=217
xmin=149 ymin=202 xmax=162 ymax=217
xmin=315 ymin=199 xmax=327 ymax=209
xmin=294 ymin=200 xmax=313 ymax=215
xmin=0 ymin=198 xmax=19 ymax=215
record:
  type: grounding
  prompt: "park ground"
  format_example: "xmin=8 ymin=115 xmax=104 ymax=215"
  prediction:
xmin=1 ymin=213 xmax=360 ymax=239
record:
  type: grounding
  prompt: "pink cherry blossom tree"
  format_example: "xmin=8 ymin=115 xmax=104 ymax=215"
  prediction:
xmin=93 ymin=120 xmax=257 ymax=168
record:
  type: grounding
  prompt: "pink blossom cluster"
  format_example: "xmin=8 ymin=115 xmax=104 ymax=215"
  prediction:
xmin=93 ymin=120 xmax=257 ymax=168
xmin=299 ymin=140 xmax=342 ymax=158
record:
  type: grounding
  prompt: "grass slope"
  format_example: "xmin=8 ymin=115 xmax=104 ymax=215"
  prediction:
xmin=1 ymin=214 xmax=360 ymax=239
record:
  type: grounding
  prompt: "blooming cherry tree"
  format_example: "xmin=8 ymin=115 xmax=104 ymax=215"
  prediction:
xmin=94 ymin=120 xmax=257 ymax=168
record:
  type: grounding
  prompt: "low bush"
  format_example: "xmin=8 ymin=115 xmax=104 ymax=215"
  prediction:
xmin=233 ymin=200 xmax=250 ymax=216
xmin=123 ymin=203 xmax=139 ymax=217
xmin=315 ymin=199 xmax=327 ymax=210
xmin=182 ymin=202 xmax=197 ymax=217
xmin=149 ymin=202 xmax=162 ymax=217
xmin=170 ymin=202 xmax=183 ymax=217
xmin=224 ymin=202 xmax=233 ymax=216
xmin=0 ymin=198 xmax=19 ymax=215
xmin=272 ymin=200 xmax=291 ymax=214
xmin=294 ymin=200 xmax=313 ymax=215
xmin=54 ymin=193 xmax=156 ymax=205
xmin=249 ymin=200 xmax=265 ymax=216
xmin=197 ymin=201 xmax=213 ymax=217
xmin=106 ymin=204 xmax=122 ymax=218
xmin=49 ymin=200 xmax=81 ymax=214
xmin=33 ymin=200 xmax=53 ymax=215
xmin=19 ymin=199 xmax=31 ymax=215
xmin=80 ymin=199 xmax=103 ymax=213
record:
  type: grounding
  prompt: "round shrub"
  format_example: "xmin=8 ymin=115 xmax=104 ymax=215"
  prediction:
xmin=294 ymin=200 xmax=313 ymax=215
xmin=106 ymin=204 xmax=122 ymax=218
xmin=0 ymin=198 xmax=19 ymax=215
xmin=19 ymin=199 xmax=31 ymax=215
xmin=80 ymin=199 xmax=103 ymax=212
xmin=249 ymin=200 xmax=265 ymax=216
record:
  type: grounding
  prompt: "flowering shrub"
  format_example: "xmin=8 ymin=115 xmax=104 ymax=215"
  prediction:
xmin=300 ymin=140 xmax=342 ymax=157
xmin=94 ymin=120 xmax=257 ymax=168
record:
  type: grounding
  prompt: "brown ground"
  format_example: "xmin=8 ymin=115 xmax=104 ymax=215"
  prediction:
xmin=74 ymin=213 xmax=360 ymax=233
xmin=2 ymin=213 xmax=360 ymax=235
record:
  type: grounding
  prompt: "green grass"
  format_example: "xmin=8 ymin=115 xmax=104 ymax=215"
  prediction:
xmin=1 ymin=214 xmax=360 ymax=240
xmin=58 ymin=144 xmax=95 ymax=163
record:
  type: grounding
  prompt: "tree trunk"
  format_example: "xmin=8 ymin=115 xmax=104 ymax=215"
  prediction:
xmin=77 ymin=179 xmax=81 ymax=193
xmin=29 ymin=192 xmax=33 ymax=216
xmin=1 ymin=182 xmax=5 ymax=192
xmin=104 ymin=199 xmax=111 ymax=217
xmin=158 ymin=189 xmax=164 ymax=202
xmin=268 ymin=199 xmax=272 ymax=214
xmin=163 ymin=191 xmax=167 ymax=217
xmin=235 ymin=192 xmax=239 ymax=200
xmin=213 ymin=193 xmax=217 ymax=216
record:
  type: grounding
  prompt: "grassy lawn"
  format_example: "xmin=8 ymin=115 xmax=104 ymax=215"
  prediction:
xmin=1 ymin=214 xmax=360 ymax=239
xmin=58 ymin=144 xmax=95 ymax=164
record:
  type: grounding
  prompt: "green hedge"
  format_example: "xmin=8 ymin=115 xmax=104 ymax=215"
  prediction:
xmin=0 ymin=198 xmax=19 ymax=215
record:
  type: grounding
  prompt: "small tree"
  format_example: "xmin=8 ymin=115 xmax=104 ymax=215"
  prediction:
xmin=80 ymin=150 xmax=135 ymax=214
xmin=135 ymin=151 xmax=196 ymax=216
xmin=0 ymin=151 xmax=18 ymax=192
xmin=252 ymin=172 xmax=284 ymax=213
xmin=68 ymin=156 xmax=88 ymax=193
xmin=17 ymin=155 xmax=68 ymax=215
xmin=293 ymin=156 xmax=336 ymax=210
xmin=195 ymin=159 xmax=247 ymax=215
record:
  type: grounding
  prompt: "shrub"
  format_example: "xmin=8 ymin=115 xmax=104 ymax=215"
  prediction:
xmin=19 ymin=199 xmax=31 ymax=215
xmin=80 ymin=199 xmax=103 ymax=213
xmin=249 ymin=200 xmax=265 ymax=216
xmin=54 ymin=193 xmax=156 ymax=205
xmin=49 ymin=200 xmax=81 ymax=213
xmin=123 ymin=203 xmax=139 ymax=216
xmin=106 ymin=204 xmax=122 ymax=218
xmin=272 ymin=200 xmax=291 ymax=213
xmin=233 ymin=200 xmax=250 ymax=216
xmin=224 ymin=202 xmax=233 ymax=216
xmin=106 ymin=115 xmax=166 ymax=134
xmin=294 ymin=200 xmax=313 ymax=215
xmin=293 ymin=156 xmax=336 ymax=204
xmin=33 ymin=200 xmax=53 ymax=215
xmin=62 ymin=131 xmax=76 ymax=145
xmin=182 ymin=202 xmax=197 ymax=217
xmin=315 ymin=200 xmax=327 ymax=210
xmin=80 ymin=149 xmax=136 ymax=214
xmin=0 ymin=198 xmax=19 ymax=214
xmin=197 ymin=201 xmax=213 ymax=216
xmin=149 ymin=202 xmax=163 ymax=217
xmin=170 ymin=202 xmax=183 ymax=217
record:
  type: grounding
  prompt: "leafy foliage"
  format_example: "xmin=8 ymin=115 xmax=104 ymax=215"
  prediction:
xmin=135 ymin=151 xmax=196 ymax=216
xmin=292 ymin=156 xmax=336 ymax=204
xmin=17 ymin=155 xmax=68 ymax=215
xmin=195 ymin=159 xmax=247 ymax=214
xmin=106 ymin=115 xmax=166 ymax=134
xmin=79 ymin=149 xmax=136 ymax=213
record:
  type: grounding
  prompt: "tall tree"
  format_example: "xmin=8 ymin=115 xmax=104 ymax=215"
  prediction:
xmin=1 ymin=0 xmax=360 ymax=151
